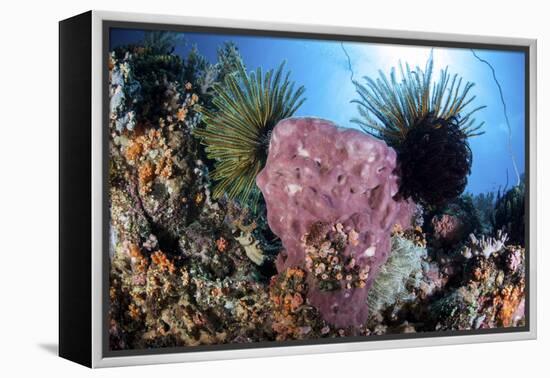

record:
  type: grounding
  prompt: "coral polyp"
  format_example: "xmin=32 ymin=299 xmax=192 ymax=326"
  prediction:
xmin=194 ymin=61 xmax=306 ymax=210
xmin=352 ymin=56 xmax=485 ymax=206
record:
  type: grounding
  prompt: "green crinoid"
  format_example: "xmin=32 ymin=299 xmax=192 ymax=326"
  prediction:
xmin=194 ymin=61 xmax=306 ymax=210
xmin=352 ymin=55 xmax=486 ymax=207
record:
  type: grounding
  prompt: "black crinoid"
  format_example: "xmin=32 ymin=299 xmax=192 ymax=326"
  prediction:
xmin=398 ymin=113 xmax=472 ymax=206
xmin=352 ymin=55 xmax=485 ymax=207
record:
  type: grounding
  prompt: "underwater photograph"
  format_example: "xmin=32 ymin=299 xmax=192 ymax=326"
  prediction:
xmin=107 ymin=26 xmax=527 ymax=352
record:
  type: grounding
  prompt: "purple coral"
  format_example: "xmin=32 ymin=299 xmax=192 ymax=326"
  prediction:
xmin=256 ymin=118 xmax=414 ymax=327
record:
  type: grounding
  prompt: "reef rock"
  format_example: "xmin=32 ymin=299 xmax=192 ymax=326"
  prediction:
xmin=256 ymin=117 xmax=415 ymax=327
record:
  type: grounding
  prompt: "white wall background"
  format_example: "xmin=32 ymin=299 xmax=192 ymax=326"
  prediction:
xmin=0 ymin=0 xmax=546 ymax=376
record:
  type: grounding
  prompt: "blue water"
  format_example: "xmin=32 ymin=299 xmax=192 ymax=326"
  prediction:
xmin=110 ymin=28 xmax=526 ymax=195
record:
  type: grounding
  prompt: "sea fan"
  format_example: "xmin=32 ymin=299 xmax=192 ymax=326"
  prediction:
xmin=194 ymin=61 xmax=305 ymax=209
xmin=352 ymin=55 xmax=485 ymax=206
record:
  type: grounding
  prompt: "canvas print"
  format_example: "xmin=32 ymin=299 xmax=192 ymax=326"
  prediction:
xmin=107 ymin=27 xmax=527 ymax=352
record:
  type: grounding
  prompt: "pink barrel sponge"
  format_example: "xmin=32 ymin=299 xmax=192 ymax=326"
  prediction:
xmin=256 ymin=118 xmax=415 ymax=327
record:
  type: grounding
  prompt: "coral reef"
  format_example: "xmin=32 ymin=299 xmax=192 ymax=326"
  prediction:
xmin=357 ymin=228 xmax=525 ymax=333
xmin=494 ymin=179 xmax=526 ymax=245
xmin=352 ymin=56 xmax=485 ymax=207
xmin=430 ymin=243 xmax=525 ymax=330
xmin=110 ymin=45 xmax=189 ymax=131
xmin=107 ymin=34 xmax=527 ymax=351
xmin=109 ymin=240 xmax=274 ymax=349
xmin=109 ymin=49 xmax=204 ymax=253
xmin=256 ymin=117 xmax=415 ymax=327
xmin=269 ymin=267 xmax=326 ymax=340
xmin=108 ymin=39 xmax=278 ymax=350
xmin=425 ymin=194 xmax=489 ymax=250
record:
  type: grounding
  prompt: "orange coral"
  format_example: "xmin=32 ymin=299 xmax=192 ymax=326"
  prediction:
xmin=151 ymin=251 xmax=176 ymax=274
xmin=181 ymin=268 xmax=190 ymax=286
xmin=177 ymin=107 xmax=188 ymax=122
xmin=470 ymin=257 xmax=494 ymax=283
xmin=109 ymin=286 xmax=117 ymax=301
xmin=269 ymin=267 xmax=323 ymax=340
xmin=135 ymin=257 xmax=148 ymax=274
xmin=138 ymin=161 xmax=155 ymax=195
xmin=128 ymin=303 xmax=141 ymax=320
xmin=194 ymin=192 xmax=204 ymax=205
xmin=494 ymin=280 xmax=525 ymax=327
xmin=125 ymin=140 xmax=143 ymax=162
xmin=216 ymin=237 xmax=228 ymax=252
xmin=125 ymin=129 xmax=165 ymax=162
xmin=126 ymin=128 xmax=175 ymax=195
xmin=155 ymin=151 xmax=174 ymax=179
xmin=210 ymin=287 xmax=223 ymax=297
xmin=473 ymin=266 xmax=490 ymax=282
xmin=393 ymin=224 xmax=426 ymax=247
xmin=128 ymin=243 xmax=142 ymax=258
xmin=127 ymin=243 xmax=148 ymax=274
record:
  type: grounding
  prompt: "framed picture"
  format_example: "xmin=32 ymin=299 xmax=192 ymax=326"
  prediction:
xmin=59 ymin=10 xmax=537 ymax=368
